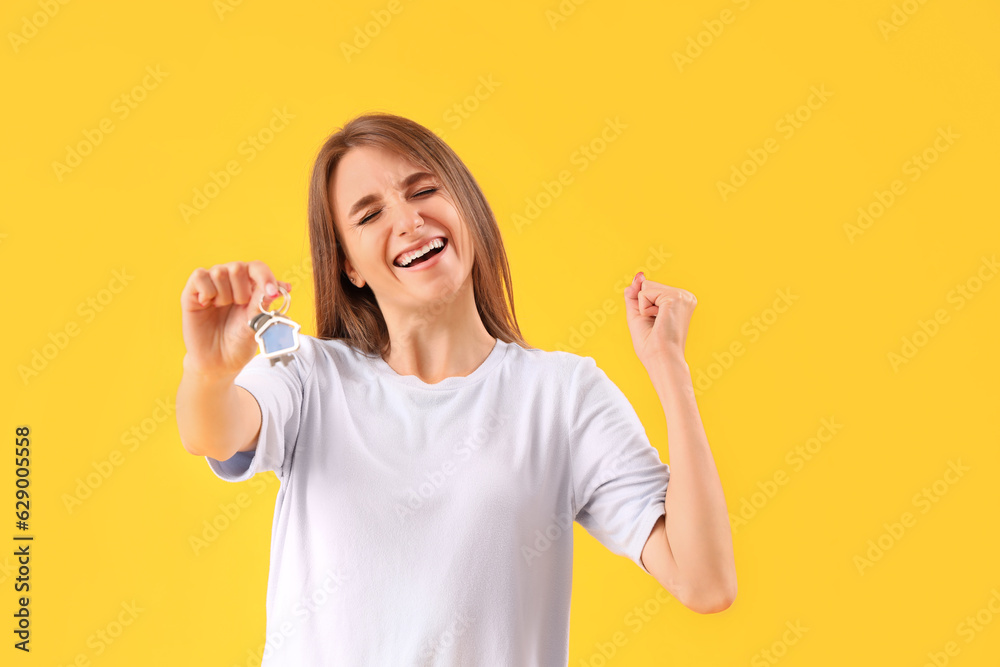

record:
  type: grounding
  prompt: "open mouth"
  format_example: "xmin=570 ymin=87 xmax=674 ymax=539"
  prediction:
xmin=394 ymin=238 xmax=448 ymax=269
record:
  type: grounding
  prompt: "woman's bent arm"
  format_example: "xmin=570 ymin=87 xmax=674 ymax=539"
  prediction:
xmin=176 ymin=355 xmax=262 ymax=460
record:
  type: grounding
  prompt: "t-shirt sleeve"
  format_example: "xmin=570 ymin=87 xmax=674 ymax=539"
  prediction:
xmin=569 ymin=356 xmax=670 ymax=575
xmin=204 ymin=350 xmax=306 ymax=483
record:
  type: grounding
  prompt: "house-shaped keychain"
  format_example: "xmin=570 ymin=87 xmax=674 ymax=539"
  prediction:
xmin=249 ymin=285 xmax=302 ymax=366
xmin=255 ymin=314 xmax=301 ymax=364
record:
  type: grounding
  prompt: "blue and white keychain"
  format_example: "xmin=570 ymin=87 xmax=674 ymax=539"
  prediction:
xmin=248 ymin=285 xmax=301 ymax=366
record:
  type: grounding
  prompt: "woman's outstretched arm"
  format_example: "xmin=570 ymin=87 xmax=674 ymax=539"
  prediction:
xmin=176 ymin=261 xmax=289 ymax=461
xmin=177 ymin=361 xmax=262 ymax=460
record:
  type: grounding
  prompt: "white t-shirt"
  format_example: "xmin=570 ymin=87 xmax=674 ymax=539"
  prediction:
xmin=205 ymin=334 xmax=670 ymax=666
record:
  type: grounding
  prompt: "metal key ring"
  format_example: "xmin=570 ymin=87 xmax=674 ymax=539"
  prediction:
xmin=259 ymin=284 xmax=291 ymax=316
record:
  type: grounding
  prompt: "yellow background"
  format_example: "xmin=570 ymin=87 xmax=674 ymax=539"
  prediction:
xmin=3 ymin=0 xmax=999 ymax=664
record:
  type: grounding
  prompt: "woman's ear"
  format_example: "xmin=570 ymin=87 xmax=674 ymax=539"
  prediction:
xmin=339 ymin=251 xmax=362 ymax=287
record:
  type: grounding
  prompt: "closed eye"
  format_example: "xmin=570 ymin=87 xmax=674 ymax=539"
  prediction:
xmin=358 ymin=188 xmax=438 ymax=225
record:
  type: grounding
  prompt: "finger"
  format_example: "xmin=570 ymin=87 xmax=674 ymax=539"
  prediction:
xmin=625 ymin=272 xmax=644 ymax=299
xmin=639 ymin=290 xmax=659 ymax=316
xmin=189 ymin=268 xmax=219 ymax=307
xmin=629 ymin=271 xmax=645 ymax=293
xmin=247 ymin=260 xmax=281 ymax=306
xmin=228 ymin=262 xmax=253 ymax=305
xmin=637 ymin=278 xmax=662 ymax=315
xmin=624 ymin=272 xmax=643 ymax=318
xmin=208 ymin=265 xmax=235 ymax=307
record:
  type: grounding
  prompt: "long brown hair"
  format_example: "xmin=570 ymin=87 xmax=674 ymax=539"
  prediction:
xmin=306 ymin=111 xmax=533 ymax=358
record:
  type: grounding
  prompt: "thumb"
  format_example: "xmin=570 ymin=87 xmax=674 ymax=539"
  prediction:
xmin=624 ymin=272 xmax=643 ymax=318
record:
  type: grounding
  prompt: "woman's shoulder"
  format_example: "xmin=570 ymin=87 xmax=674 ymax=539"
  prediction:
xmin=503 ymin=341 xmax=597 ymax=379
xmin=301 ymin=334 xmax=372 ymax=368
xmin=264 ymin=334 xmax=372 ymax=385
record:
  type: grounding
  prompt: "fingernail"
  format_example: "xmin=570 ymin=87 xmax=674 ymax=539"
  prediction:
xmin=266 ymin=283 xmax=278 ymax=296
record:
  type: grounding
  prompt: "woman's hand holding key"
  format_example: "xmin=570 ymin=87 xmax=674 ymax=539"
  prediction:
xmin=180 ymin=261 xmax=292 ymax=378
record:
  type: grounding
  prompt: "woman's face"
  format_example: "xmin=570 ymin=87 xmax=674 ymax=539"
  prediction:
xmin=331 ymin=145 xmax=473 ymax=311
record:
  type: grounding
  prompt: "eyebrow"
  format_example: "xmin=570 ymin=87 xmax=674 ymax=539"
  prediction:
xmin=348 ymin=171 xmax=437 ymax=220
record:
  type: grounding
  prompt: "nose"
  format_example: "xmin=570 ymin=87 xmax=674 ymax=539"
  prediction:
xmin=392 ymin=198 xmax=425 ymax=235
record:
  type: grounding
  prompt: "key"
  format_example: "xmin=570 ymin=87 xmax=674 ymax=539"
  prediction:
xmin=247 ymin=285 xmax=301 ymax=366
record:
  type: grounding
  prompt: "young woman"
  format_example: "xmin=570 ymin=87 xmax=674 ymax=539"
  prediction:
xmin=177 ymin=112 xmax=735 ymax=665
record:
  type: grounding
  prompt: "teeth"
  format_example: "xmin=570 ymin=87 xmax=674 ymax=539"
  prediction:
xmin=396 ymin=238 xmax=444 ymax=267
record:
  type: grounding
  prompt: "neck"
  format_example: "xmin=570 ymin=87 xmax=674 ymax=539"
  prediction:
xmin=380 ymin=279 xmax=496 ymax=383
